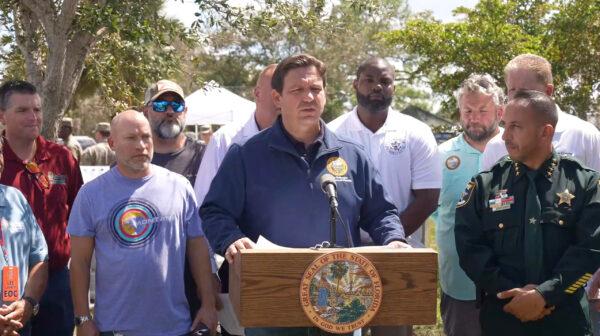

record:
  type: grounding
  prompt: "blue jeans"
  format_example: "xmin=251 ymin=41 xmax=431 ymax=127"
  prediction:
xmin=31 ymin=267 xmax=74 ymax=336
xmin=245 ymin=327 xmax=360 ymax=336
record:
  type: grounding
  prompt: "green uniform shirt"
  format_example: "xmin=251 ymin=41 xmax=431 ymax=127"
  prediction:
xmin=455 ymin=152 xmax=600 ymax=314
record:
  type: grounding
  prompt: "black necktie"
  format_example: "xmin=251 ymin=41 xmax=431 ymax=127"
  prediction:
xmin=525 ymin=171 xmax=543 ymax=284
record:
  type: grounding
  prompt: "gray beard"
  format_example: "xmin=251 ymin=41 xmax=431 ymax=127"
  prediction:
xmin=155 ymin=120 xmax=183 ymax=139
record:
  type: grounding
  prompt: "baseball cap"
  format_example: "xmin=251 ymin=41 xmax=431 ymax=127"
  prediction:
xmin=144 ymin=80 xmax=185 ymax=106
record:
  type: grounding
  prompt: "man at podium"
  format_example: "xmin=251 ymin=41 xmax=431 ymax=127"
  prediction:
xmin=201 ymin=54 xmax=409 ymax=335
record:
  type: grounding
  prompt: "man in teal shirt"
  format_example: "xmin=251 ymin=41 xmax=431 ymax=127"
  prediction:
xmin=434 ymin=73 xmax=504 ymax=336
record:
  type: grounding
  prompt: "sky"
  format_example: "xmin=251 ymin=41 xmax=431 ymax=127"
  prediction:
xmin=162 ymin=0 xmax=480 ymax=27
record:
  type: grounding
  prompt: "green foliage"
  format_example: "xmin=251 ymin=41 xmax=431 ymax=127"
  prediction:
xmin=337 ymin=298 xmax=366 ymax=323
xmin=192 ymin=0 xmax=429 ymax=121
xmin=0 ymin=0 xmax=196 ymax=133
xmin=383 ymin=0 xmax=600 ymax=119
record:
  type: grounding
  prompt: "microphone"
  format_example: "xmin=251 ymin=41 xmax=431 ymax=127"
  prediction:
xmin=320 ymin=173 xmax=339 ymax=208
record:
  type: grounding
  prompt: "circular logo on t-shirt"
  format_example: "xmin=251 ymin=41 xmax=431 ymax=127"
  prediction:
xmin=109 ymin=199 xmax=159 ymax=247
xmin=300 ymin=251 xmax=382 ymax=334
xmin=445 ymin=155 xmax=461 ymax=170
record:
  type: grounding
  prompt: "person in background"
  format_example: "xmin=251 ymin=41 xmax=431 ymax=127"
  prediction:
xmin=0 ymin=80 xmax=83 ymax=336
xmin=80 ymin=122 xmax=115 ymax=166
xmin=434 ymin=73 xmax=504 ymax=336
xmin=58 ymin=117 xmax=82 ymax=161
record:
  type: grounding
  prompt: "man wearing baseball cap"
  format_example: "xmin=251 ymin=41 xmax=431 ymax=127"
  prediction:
xmin=80 ymin=122 xmax=115 ymax=166
xmin=142 ymin=79 xmax=220 ymax=323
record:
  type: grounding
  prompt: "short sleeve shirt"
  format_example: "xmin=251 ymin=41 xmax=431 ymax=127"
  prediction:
xmin=434 ymin=134 xmax=481 ymax=300
xmin=328 ymin=107 xmax=441 ymax=242
xmin=0 ymin=185 xmax=48 ymax=305
xmin=68 ymin=165 xmax=203 ymax=336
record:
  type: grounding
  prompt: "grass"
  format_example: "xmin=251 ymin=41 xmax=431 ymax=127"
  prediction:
xmin=412 ymin=218 xmax=445 ymax=336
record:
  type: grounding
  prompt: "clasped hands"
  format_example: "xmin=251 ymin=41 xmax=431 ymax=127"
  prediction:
xmin=497 ymin=284 xmax=554 ymax=322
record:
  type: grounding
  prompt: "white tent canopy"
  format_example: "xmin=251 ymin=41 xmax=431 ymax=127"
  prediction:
xmin=185 ymin=81 xmax=255 ymax=126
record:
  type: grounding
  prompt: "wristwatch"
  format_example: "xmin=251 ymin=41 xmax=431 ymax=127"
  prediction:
xmin=74 ymin=315 xmax=92 ymax=326
xmin=22 ymin=296 xmax=39 ymax=316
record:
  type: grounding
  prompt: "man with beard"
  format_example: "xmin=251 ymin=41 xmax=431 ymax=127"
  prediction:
xmin=328 ymin=56 xmax=440 ymax=336
xmin=434 ymin=73 xmax=504 ymax=336
xmin=455 ymin=90 xmax=600 ymax=336
xmin=142 ymin=80 xmax=219 ymax=323
xmin=143 ymin=80 xmax=205 ymax=185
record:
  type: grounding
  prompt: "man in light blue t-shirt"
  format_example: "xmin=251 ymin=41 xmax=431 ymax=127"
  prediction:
xmin=0 ymin=139 xmax=48 ymax=336
xmin=434 ymin=73 xmax=504 ymax=336
xmin=68 ymin=110 xmax=217 ymax=336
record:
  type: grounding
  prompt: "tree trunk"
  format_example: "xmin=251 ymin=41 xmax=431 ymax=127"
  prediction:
xmin=12 ymin=0 xmax=103 ymax=140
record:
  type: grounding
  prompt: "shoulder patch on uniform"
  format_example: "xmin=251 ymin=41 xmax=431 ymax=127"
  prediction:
xmin=456 ymin=181 xmax=476 ymax=208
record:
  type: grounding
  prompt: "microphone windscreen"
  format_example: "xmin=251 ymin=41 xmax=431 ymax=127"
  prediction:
xmin=320 ymin=173 xmax=336 ymax=192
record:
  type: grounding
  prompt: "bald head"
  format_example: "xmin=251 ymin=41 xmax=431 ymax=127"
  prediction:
xmin=111 ymin=110 xmax=148 ymax=136
xmin=109 ymin=110 xmax=153 ymax=178
xmin=254 ymin=64 xmax=279 ymax=129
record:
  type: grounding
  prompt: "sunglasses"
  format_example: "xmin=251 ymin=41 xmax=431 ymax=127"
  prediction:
xmin=151 ymin=100 xmax=185 ymax=113
xmin=24 ymin=161 xmax=50 ymax=190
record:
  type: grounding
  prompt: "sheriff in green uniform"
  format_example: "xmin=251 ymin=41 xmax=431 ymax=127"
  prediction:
xmin=455 ymin=90 xmax=600 ymax=336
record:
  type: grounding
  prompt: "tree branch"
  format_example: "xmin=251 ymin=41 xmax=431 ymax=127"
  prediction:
xmin=59 ymin=0 xmax=78 ymax=34
xmin=60 ymin=28 xmax=100 ymax=105
xmin=20 ymin=0 xmax=57 ymax=39
xmin=13 ymin=4 xmax=44 ymax=88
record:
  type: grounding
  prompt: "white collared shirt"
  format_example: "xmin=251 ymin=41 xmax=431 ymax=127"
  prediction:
xmin=194 ymin=112 xmax=260 ymax=205
xmin=328 ymin=107 xmax=441 ymax=243
xmin=480 ymin=107 xmax=600 ymax=171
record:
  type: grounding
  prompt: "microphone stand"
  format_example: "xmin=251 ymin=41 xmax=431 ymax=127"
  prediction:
xmin=329 ymin=205 xmax=337 ymax=248
xmin=314 ymin=200 xmax=354 ymax=249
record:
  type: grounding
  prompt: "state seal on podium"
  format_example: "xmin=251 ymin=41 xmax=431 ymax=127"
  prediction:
xmin=299 ymin=251 xmax=383 ymax=334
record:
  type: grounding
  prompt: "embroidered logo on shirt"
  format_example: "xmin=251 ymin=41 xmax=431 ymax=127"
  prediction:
xmin=445 ymin=155 xmax=461 ymax=170
xmin=384 ymin=136 xmax=406 ymax=155
xmin=109 ymin=199 xmax=163 ymax=248
xmin=326 ymin=157 xmax=348 ymax=177
xmin=456 ymin=181 xmax=476 ymax=208
xmin=488 ymin=189 xmax=515 ymax=212
xmin=47 ymin=172 xmax=67 ymax=185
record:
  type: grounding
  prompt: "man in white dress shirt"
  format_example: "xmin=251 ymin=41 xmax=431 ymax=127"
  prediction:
xmin=328 ymin=56 xmax=441 ymax=336
xmin=194 ymin=64 xmax=278 ymax=205
xmin=192 ymin=64 xmax=278 ymax=336
xmin=480 ymin=53 xmax=600 ymax=171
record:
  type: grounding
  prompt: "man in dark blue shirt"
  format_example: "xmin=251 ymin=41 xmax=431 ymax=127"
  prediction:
xmin=201 ymin=54 xmax=408 ymax=336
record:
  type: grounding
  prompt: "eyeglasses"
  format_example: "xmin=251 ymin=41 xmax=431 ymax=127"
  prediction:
xmin=151 ymin=100 xmax=185 ymax=113
xmin=24 ymin=161 xmax=50 ymax=190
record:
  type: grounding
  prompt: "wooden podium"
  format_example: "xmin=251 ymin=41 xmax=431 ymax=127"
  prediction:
xmin=229 ymin=248 xmax=438 ymax=327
